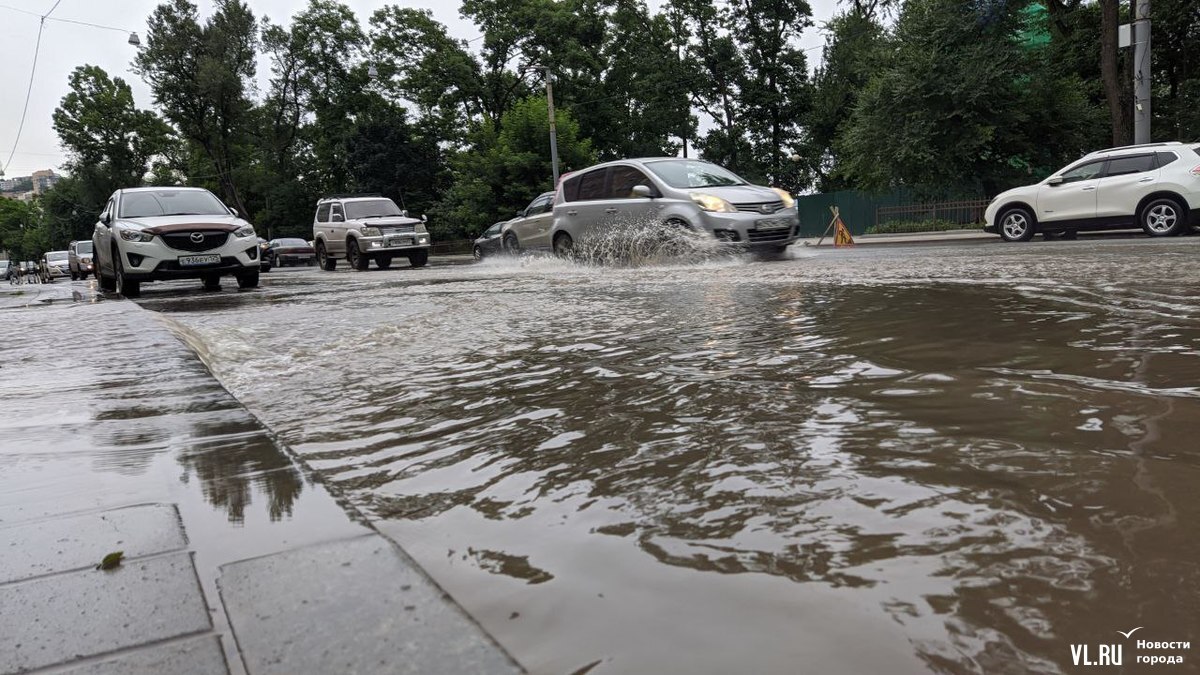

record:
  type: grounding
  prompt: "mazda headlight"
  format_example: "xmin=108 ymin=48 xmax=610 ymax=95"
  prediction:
xmin=234 ymin=225 xmax=256 ymax=238
xmin=360 ymin=226 xmax=382 ymax=236
xmin=690 ymin=193 xmax=737 ymax=213
xmin=770 ymin=188 xmax=795 ymax=209
xmin=119 ymin=228 xmax=154 ymax=242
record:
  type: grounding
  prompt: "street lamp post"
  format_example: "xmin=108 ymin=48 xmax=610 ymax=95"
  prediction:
xmin=545 ymin=67 xmax=560 ymax=187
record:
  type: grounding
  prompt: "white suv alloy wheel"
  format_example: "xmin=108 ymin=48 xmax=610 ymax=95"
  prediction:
xmin=1144 ymin=203 xmax=1178 ymax=234
xmin=1001 ymin=211 xmax=1030 ymax=240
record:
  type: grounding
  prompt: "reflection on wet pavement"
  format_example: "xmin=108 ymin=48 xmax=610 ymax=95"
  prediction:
xmin=0 ymin=288 xmax=368 ymax=674
xmin=137 ymin=241 xmax=1200 ymax=673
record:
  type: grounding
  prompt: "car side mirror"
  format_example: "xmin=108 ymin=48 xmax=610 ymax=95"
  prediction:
xmin=516 ymin=209 xmax=525 ymax=217
xmin=331 ymin=213 xmax=344 ymax=222
xmin=1047 ymin=176 xmax=1064 ymax=186
xmin=632 ymin=185 xmax=653 ymax=198
xmin=421 ymin=214 xmax=427 ymax=223
xmin=100 ymin=213 xmax=111 ymax=225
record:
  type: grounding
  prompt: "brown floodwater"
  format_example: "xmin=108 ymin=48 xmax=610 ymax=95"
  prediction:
xmin=138 ymin=238 xmax=1200 ymax=674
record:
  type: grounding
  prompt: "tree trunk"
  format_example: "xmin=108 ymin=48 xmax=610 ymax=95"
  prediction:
xmin=1100 ymin=0 xmax=1131 ymax=145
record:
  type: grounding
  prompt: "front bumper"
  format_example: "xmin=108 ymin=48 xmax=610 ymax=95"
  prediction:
xmin=119 ymin=237 xmax=259 ymax=281
xmin=696 ymin=208 xmax=801 ymax=247
xmin=357 ymin=232 xmax=431 ymax=254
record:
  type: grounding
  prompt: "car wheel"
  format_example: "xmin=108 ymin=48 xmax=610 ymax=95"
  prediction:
xmin=998 ymin=207 xmax=1036 ymax=242
xmin=553 ymin=232 xmax=574 ymax=259
xmin=347 ymin=239 xmax=369 ymax=271
xmin=237 ymin=269 xmax=259 ymax=289
xmin=114 ymin=253 xmax=140 ymax=298
xmin=376 ymin=255 xmax=393 ymax=270
xmin=473 ymin=245 xmax=483 ymax=261
xmin=1140 ymin=197 xmax=1186 ymax=237
xmin=202 ymin=273 xmax=221 ymax=290
xmin=317 ymin=241 xmax=336 ymax=271
xmin=408 ymin=249 xmax=429 ymax=268
xmin=503 ymin=233 xmax=519 ymax=254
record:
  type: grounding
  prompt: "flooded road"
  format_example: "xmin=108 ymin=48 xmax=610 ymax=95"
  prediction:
xmin=135 ymin=238 xmax=1200 ymax=674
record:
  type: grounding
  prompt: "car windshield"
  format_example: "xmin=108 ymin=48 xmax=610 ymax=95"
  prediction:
xmin=344 ymin=199 xmax=402 ymax=220
xmin=644 ymin=160 xmax=747 ymax=188
xmin=46 ymin=252 xmax=68 ymax=262
xmin=75 ymin=241 xmax=93 ymax=255
xmin=277 ymin=238 xmax=309 ymax=247
xmin=119 ymin=190 xmax=229 ymax=218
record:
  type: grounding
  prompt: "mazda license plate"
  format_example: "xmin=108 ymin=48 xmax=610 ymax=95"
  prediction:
xmin=178 ymin=254 xmax=221 ymax=266
xmin=756 ymin=218 xmax=789 ymax=230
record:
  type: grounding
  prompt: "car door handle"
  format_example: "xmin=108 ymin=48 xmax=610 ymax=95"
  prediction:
xmin=1138 ymin=177 xmax=1155 ymax=183
xmin=566 ymin=210 xmax=577 ymax=216
xmin=604 ymin=208 xmax=619 ymax=214
xmin=1081 ymin=186 xmax=1096 ymax=191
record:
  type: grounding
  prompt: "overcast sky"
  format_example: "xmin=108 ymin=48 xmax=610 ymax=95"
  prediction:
xmin=0 ymin=0 xmax=838 ymax=178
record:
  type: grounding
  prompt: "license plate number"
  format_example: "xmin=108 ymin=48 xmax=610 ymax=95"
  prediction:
xmin=387 ymin=237 xmax=413 ymax=247
xmin=756 ymin=218 xmax=789 ymax=230
xmin=178 ymin=254 xmax=221 ymax=266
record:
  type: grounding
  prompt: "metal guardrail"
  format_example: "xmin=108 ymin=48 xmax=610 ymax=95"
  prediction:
xmin=875 ymin=199 xmax=991 ymax=229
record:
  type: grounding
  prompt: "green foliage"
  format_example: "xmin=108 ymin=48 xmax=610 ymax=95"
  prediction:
xmin=433 ymin=96 xmax=595 ymax=239
xmin=836 ymin=0 xmax=1101 ymax=197
xmin=865 ymin=218 xmax=981 ymax=235
xmin=0 ymin=197 xmax=45 ymax=261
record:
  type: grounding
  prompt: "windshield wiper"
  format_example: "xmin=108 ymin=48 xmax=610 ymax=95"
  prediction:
xmin=360 ymin=214 xmax=397 ymax=219
xmin=157 ymin=212 xmax=206 ymax=216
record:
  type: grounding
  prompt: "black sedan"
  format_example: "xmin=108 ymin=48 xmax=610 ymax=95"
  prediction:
xmin=473 ymin=221 xmax=509 ymax=261
xmin=266 ymin=238 xmax=317 ymax=268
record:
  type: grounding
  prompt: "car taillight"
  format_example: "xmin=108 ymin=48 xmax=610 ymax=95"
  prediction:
xmin=1191 ymin=164 xmax=1200 ymax=177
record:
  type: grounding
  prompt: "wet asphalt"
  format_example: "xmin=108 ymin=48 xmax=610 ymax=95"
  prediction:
xmin=7 ymin=234 xmax=1200 ymax=674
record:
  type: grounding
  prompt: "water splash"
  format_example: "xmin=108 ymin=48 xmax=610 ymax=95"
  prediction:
xmin=568 ymin=217 xmax=726 ymax=267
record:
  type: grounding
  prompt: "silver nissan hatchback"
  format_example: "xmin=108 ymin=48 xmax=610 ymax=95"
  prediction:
xmin=505 ymin=158 xmax=800 ymax=257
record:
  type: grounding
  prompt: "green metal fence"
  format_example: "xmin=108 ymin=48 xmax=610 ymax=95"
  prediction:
xmin=794 ymin=189 xmax=916 ymax=237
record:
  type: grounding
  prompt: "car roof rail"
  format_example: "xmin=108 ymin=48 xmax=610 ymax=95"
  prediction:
xmin=318 ymin=193 xmax=383 ymax=201
xmin=1084 ymin=141 xmax=1183 ymax=156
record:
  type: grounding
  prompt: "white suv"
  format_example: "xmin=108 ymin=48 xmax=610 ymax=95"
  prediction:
xmin=985 ymin=142 xmax=1200 ymax=241
xmin=92 ymin=187 xmax=261 ymax=297
xmin=312 ymin=195 xmax=431 ymax=271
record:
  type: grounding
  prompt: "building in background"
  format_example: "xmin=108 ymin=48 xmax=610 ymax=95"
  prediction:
xmin=31 ymin=170 xmax=59 ymax=196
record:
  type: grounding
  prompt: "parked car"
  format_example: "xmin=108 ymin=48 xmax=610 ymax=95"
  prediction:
xmin=68 ymin=240 xmax=95 ymax=280
xmin=503 ymin=159 xmax=800 ymax=257
xmin=0 ymin=260 xmax=12 ymax=282
xmin=266 ymin=238 xmax=316 ymax=267
xmin=92 ymin=186 xmax=261 ymax=298
xmin=41 ymin=251 xmax=70 ymax=281
xmin=500 ymin=192 xmax=555 ymax=254
xmin=985 ymin=142 xmax=1200 ymax=242
xmin=312 ymin=195 xmax=430 ymax=271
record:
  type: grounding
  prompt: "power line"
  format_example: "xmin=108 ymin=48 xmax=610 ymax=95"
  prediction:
xmin=1 ymin=0 xmax=68 ymax=177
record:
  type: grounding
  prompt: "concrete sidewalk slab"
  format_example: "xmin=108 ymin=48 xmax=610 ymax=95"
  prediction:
xmin=56 ymin=636 xmax=228 ymax=675
xmin=220 ymin=534 xmax=521 ymax=675
xmin=0 ymin=552 xmax=211 ymax=673
xmin=0 ymin=504 xmax=186 ymax=584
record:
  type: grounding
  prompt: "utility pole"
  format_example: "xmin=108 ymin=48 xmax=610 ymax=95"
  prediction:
xmin=1132 ymin=0 xmax=1151 ymax=143
xmin=545 ymin=67 xmax=560 ymax=187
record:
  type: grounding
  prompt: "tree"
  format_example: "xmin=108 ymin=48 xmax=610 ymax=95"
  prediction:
xmin=836 ymin=0 xmax=1100 ymax=197
xmin=53 ymin=65 xmax=169 ymax=190
xmin=135 ymin=0 xmax=258 ymax=215
xmin=804 ymin=11 xmax=888 ymax=191
xmin=434 ymin=96 xmax=594 ymax=239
